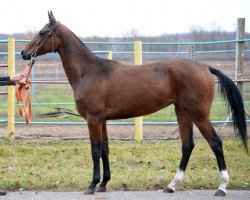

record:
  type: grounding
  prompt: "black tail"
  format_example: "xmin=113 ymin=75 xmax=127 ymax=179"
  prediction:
xmin=209 ymin=67 xmax=248 ymax=152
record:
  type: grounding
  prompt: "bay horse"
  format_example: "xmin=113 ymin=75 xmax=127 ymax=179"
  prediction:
xmin=21 ymin=12 xmax=248 ymax=196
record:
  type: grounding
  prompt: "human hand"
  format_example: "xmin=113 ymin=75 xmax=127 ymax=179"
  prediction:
xmin=10 ymin=73 xmax=24 ymax=84
xmin=18 ymin=78 xmax=31 ymax=90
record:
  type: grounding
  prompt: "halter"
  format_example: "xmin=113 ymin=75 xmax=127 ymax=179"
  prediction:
xmin=31 ymin=21 xmax=60 ymax=58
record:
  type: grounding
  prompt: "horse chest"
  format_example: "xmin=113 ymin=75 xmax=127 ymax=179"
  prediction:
xmin=74 ymin=94 xmax=105 ymax=117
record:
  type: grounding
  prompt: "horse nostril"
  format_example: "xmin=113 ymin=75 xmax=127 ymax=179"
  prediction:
xmin=21 ymin=51 xmax=23 ymax=55
xmin=31 ymin=52 xmax=36 ymax=57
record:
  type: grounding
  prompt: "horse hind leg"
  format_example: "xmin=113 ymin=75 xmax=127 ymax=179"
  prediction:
xmin=193 ymin=117 xmax=229 ymax=196
xmin=164 ymin=105 xmax=194 ymax=193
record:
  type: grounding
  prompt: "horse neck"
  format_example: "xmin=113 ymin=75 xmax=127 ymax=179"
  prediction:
xmin=56 ymin=26 xmax=99 ymax=88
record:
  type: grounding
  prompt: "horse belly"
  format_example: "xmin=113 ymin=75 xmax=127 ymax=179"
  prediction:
xmin=105 ymin=93 xmax=173 ymax=120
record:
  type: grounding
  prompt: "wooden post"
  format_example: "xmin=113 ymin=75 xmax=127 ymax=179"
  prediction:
xmin=107 ymin=51 xmax=112 ymax=60
xmin=220 ymin=18 xmax=245 ymax=135
xmin=7 ymin=38 xmax=15 ymax=140
xmin=188 ymin=45 xmax=195 ymax=60
xmin=134 ymin=41 xmax=143 ymax=142
xmin=235 ymin=18 xmax=245 ymax=96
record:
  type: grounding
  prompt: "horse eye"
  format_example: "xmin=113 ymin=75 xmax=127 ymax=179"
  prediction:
xmin=39 ymin=31 xmax=45 ymax=36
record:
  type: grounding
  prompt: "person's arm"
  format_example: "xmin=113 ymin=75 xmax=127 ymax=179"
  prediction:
xmin=0 ymin=73 xmax=24 ymax=86
xmin=0 ymin=76 xmax=12 ymax=86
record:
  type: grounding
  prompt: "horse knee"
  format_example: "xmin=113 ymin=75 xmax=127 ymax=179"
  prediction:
xmin=92 ymin=148 xmax=102 ymax=159
xmin=101 ymin=142 xmax=109 ymax=154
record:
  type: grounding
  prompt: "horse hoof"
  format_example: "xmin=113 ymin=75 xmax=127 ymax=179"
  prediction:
xmin=96 ymin=186 xmax=107 ymax=192
xmin=214 ymin=189 xmax=227 ymax=196
xmin=163 ymin=186 xmax=175 ymax=193
xmin=83 ymin=188 xmax=95 ymax=195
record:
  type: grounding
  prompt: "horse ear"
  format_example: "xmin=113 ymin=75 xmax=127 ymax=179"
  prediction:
xmin=48 ymin=11 xmax=56 ymax=26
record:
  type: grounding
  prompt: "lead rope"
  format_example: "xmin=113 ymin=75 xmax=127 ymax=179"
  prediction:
xmin=16 ymin=58 xmax=35 ymax=124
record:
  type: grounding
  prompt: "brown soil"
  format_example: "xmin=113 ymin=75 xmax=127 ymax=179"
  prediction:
xmin=1 ymin=123 xmax=248 ymax=140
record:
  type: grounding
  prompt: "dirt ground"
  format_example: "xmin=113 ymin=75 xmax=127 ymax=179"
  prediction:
xmin=0 ymin=123 xmax=248 ymax=140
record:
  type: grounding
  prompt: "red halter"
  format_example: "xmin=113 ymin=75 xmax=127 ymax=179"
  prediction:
xmin=16 ymin=58 xmax=35 ymax=124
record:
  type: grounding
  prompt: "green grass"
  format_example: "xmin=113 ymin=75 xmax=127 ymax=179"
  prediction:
xmin=0 ymin=138 xmax=249 ymax=191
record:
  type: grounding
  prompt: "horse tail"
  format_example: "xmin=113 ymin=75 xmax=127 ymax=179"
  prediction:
xmin=209 ymin=67 xmax=248 ymax=152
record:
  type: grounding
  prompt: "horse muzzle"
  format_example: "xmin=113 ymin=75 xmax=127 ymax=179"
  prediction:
xmin=21 ymin=50 xmax=32 ymax=60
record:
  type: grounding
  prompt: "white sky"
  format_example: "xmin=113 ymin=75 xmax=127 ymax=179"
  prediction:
xmin=0 ymin=0 xmax=249 ymax=37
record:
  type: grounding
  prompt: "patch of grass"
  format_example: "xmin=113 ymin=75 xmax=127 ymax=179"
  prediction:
xmin=0 ymin=138 xmax=249 ymax=191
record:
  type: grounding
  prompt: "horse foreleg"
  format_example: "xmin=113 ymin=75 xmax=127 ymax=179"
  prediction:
xmin=164 ymin=105 xmax=194 ymax=193
xmin=96 ymin=121 xmax=111 ymax=192
xmin=84 ymin=115 xmax=103 ymax=195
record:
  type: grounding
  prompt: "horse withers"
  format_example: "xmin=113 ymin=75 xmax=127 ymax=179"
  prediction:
xmin=21 ymin=11 xmax=248 ymax=196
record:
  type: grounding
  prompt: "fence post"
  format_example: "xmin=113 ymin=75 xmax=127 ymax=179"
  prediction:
xmin=134 ymin=41 xmax=143 ymax=142
xmin=7 ymin=38 xmax=15 ymax=140
xmin=107 ymin=51 xmax=112 ymax=60
xmin=188 ymin=45 xmax=195 ymax=60
xmin=235 ymin=18 xmax=245 ymax=95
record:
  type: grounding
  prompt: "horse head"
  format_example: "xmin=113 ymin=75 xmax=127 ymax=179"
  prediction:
xmin=21 ymin=11 xmax=61 ymax=60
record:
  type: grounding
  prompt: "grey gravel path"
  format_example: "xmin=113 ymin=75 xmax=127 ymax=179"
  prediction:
xmin=1 ymin=190 xmax=249 ymax=200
